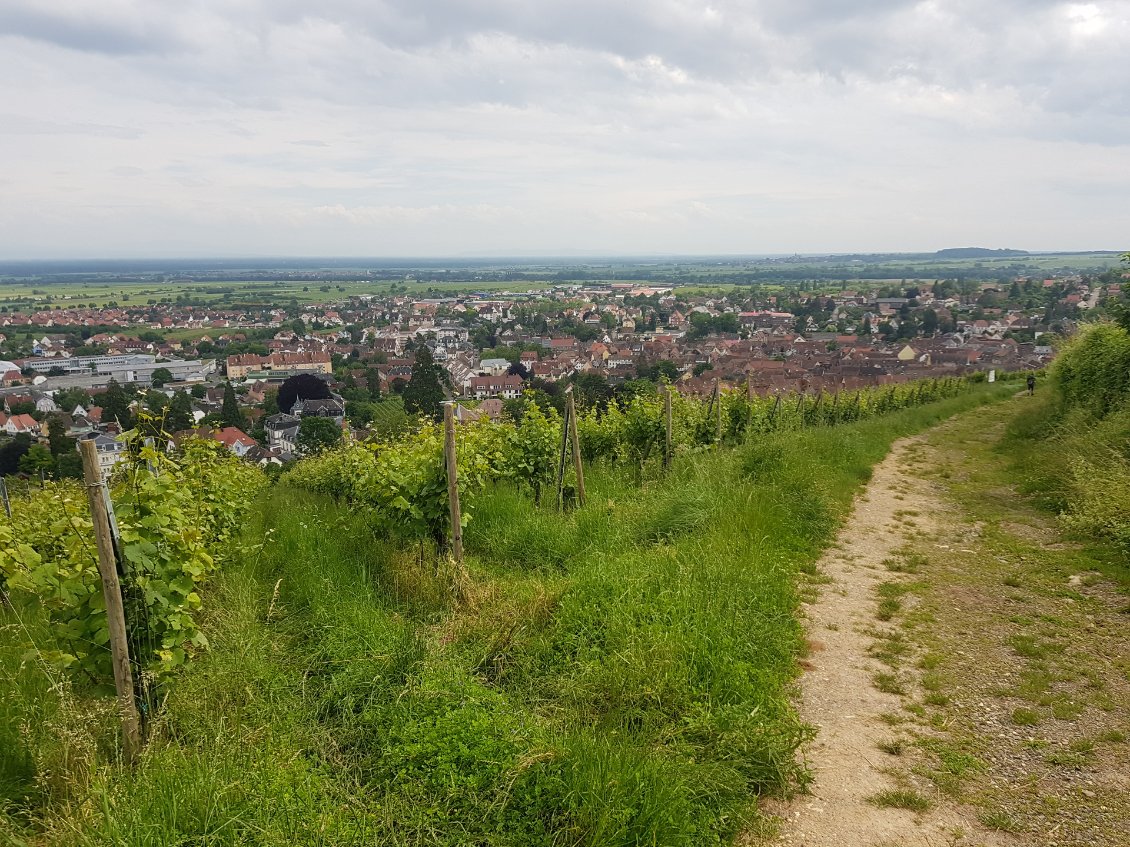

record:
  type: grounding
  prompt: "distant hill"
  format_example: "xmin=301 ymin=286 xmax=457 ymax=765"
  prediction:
xmin=934 ymin=248 xmax=1030 ymax=259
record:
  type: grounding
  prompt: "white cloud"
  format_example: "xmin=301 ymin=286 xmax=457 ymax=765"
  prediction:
xmin=0 ymin=0 xmax=1127 ymax=257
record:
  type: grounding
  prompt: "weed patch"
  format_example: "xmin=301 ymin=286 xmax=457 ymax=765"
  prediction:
xmin=868 ymin=789 xmax=931 ymax=812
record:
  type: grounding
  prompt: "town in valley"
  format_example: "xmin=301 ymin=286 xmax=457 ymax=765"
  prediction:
xmin=0 ymin=251 xmax=1123 ymax=478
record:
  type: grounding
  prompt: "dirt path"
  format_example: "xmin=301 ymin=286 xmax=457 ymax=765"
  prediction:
xmin=766 ymin=399 xmax=1129 ymax=847
xmin=768 ymin=434 xmax=1006 ymax=847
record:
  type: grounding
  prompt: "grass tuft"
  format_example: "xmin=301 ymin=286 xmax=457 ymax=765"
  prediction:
xmin=1011 ymin=707 xmax=1041 ymax=726
xmin=868 ymin=789 xmax=932 ymax=812
xmin=979 ymin=808 xmax=1024 ymax=833
xmin=877 ymin=739 xmax=904 ymax=756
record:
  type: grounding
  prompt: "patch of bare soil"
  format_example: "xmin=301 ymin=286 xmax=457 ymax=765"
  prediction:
xmin=764 ymin=403 xmax=1130 ymax=847
xmin=765 ymin=436 xmax=1010 ymax=847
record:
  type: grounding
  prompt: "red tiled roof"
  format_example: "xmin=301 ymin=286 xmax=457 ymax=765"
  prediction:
xmin=213 ymin=427 xmax=256 ymax=448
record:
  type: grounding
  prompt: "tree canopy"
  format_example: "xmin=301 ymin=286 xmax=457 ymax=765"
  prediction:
xmin=296 ymin=416 xmax=342 ymax=455
xmin=277 ymin=373 xmax=332 ymax=415
xmin=166 ymin=391 xmax=195 ymax=433
xmin=402 ymin=347 xmax=444 ymax=421
xmin=97 ymin=379 xmax=133 ymax=430
xmin=46 ymin=414 xmax=74 ymax=456
xmin=221 ymin=382 xmax=245 ymax=430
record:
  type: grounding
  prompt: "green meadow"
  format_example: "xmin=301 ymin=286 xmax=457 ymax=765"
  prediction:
xmin=0 ymin=384 xmax=1014 ymax=846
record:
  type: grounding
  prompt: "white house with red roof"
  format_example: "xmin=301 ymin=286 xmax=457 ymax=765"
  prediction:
xmin=0 ymin=413 xmax=41 ymax=436
xmin=212 ymin=426 xmax=258 ymax=457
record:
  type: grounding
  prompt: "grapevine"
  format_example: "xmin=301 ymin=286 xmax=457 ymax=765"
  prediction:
xmin=0 ymin=432 xmax=267 ymax=684
xmin=285 ymin=374 xmax=976 ymax=538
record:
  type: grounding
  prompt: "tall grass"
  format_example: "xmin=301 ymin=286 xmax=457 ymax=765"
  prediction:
xmin=0 ymin=384 xmax=1012 ymax=845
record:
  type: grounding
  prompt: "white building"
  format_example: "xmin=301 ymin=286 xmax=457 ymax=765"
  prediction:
xmin=78 ymin=433 xmax=127 ymax=482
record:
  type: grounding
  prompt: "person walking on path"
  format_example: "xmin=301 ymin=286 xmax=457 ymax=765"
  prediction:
xmin=1027 ymin=373 xmax=1036 ymax=395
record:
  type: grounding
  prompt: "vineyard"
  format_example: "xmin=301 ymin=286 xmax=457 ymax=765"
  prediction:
xmin=0 ymin=376 xmax=1015 ymax=845
xmin=288 ymin=377 xmax=977 ymax=550
xmin=1 ymin=434 xmax=265 ymax=685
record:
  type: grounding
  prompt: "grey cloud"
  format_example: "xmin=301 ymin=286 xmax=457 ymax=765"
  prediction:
xmin=0 ymin=2 xmax=178 ymax=54
xmin=1 ymin=0 xmax=1128 ymax=257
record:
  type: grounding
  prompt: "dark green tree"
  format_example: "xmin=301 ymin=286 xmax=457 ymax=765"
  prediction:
xmin=296 ymin=416 xmax=342 ymax=455
xmin=366 ymin=367 xmax=383 ymax=401
xmin=167 ymin=391 xmax=195 ymax=433
xmin=921 ymin=309 xmax=939 ymax=336
xmin=402 ymin=347 xmax=444 ymax=421
xmin=6 ymin=401 xmax=35 ymax=416
xmin=221 ymin=382 xmax=244 ymax=429
xmin=46 ymin=414 xmax=74 ymax=456
xmin=0 ymin=434 xmax=32 ymax=475
xmin=615 ymin=379 xmax=658 ymax=404
xmin=55 ymin=451 xmax=83 ymax=480
xmin=344 ymin=400 xmax=376 ymax=428
xmin=54 ymin=387 xmax=90 ymax=414
xmin=654 ymin=359 xmax=679 ymax=382
xmin=145 ymin=390 xmax=170 ymax=414
xmin=277 ymin=373 xmax=331 ymax=414
xmin=18 ymin=444 xmax=55 ymax=477
xmin=150 ymin=367 xmax=173 ymax=387
xmin=262 ymin=388 xmax=279 ymax=416
xmin=573 ymin=372 xmax=612 ymax=411
xmin=99 ymin=379 xmax=133 ymax=429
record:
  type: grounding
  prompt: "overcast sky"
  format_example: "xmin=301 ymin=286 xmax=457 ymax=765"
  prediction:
xmin=1 ymin=0 xmax=1128 ymax=259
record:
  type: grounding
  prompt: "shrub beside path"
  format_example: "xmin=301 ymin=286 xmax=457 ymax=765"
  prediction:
xmin=761 ymin=398 xmax=1129 ymax=847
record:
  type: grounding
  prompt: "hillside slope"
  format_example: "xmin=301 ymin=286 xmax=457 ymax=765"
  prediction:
xmin=0 ymin=387 xmax=1018 ymax=846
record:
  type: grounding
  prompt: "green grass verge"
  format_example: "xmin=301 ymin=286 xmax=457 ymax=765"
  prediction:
xmin=0 ymin=384 xmax=1012 ymax=845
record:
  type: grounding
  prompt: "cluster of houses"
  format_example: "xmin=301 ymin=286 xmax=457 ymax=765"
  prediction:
xmin=439 ymin=332 xmax=1054 ymax=399
xmin=3 ymin=268 xmax=1125 ymax=475
xmin=0 ymin=387 xmax=121 ymax=479
xmin=0 ymin=372 xmax=337 ymax=479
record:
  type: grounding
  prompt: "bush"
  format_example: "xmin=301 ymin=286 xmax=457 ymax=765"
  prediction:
xmin=1052 ymin=322 xmax=1130 ymax=417
xmin=1013 ymin=323 xmax=1130 ymax=550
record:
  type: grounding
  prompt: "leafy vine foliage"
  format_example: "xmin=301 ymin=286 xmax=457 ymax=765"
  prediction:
xmin=1 ymin=434 xmax=266 ymax=684
xmin=290 ymin=376 xmax=973 ymax=542
xmin=0 ymin=377 xmax=969 ymax=689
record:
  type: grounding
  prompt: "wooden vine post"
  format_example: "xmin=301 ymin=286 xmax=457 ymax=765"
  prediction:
xmin=663 ymin=386 xmax=673 ymax=468
xmin=79 ymin=439 xmax=141 ymax=765
xmin=565 ymin=387 xmax=586 ymax=506
xmin=714 ymin=379 xmax=722 ymax=448
xmin=442 ymin=403 xmax=464 ymax=565
xmin=555 ymin=400 xmax=570 ymax=509
xmin=746 ymin=373 xmax=753 ymax=401
xmin=0 ymin=477 xmax=10 ymax=519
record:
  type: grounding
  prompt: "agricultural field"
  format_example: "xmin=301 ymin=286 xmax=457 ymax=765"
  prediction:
xmin=0 ymin=278 xmax=553 ymax=312
xmin=0 ymin=251 xmax=1120 ymax=313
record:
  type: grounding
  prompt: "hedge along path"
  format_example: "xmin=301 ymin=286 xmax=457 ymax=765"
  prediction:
xmin=766 ymin=434 xmax=1011 ymax=847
